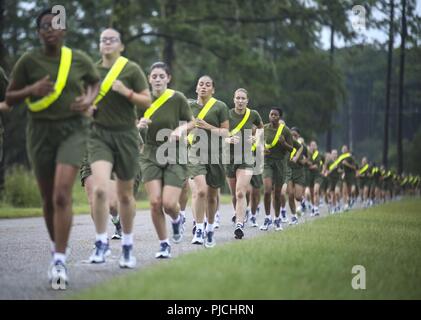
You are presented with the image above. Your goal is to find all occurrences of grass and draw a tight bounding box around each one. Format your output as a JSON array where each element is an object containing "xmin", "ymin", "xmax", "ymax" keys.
[
  {"xmin": 76, "ymin": 198, "xmax": 421, "ymax": 300},
  {"xmin": 0, "ymin": 184, "xmax": 233, "ymax": 219}
]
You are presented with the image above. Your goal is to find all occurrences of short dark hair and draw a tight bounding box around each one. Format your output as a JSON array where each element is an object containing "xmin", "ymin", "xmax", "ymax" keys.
[
  {"xmin": 198, "ymin": 75, "xmax": 215, "ymax": 88},
  {"xmin": 291, "ymin": 127, "xmax": 300, "ymax": 134},
  {"xmin": 149, "ymin": 61, "xmax": 171, "ymax": 75},
  {"xmin": 36, "ymin": 8, "xmax": 57, "ymax": 29},
  {"xmin": 270, "ymin": 107, "xmax": 283, "ymax": 117}
]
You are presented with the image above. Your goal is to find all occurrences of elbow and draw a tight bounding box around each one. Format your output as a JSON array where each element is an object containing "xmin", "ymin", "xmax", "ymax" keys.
[{"xmin": 5, "ymin": 92, "xmax": 15, "ymax": 106}]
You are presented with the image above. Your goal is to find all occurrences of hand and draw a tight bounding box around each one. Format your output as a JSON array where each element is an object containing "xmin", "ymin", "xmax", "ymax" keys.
[
  {"xmin": 292, "ymin": 156, "xmax": 298, "ymax": 163},
  {"xmin": 170, "ymin": 127, "xmax": 184, "ymax": 142},
  {"xmin": 70, "ymin": 94, "xmax": 91, "ymax": 112},
  {"xmin": 0, "ymin": 101, "xmax": 11, "ymax": 112},
  {"xmin": 137, "ymin": 117, "xmax": 152, "ymax": 129},
  {"xmin": 112, "ymin": 80, "xmax": 129, "ymax": 96},
  {"xmin": 82, "ymin": 105, "xmax": 96, "ymax": 117},
  {"xmin": 195, "ymin": 119, "xmax": 212, "ymax": 130},
  {"xmin": 224, "ymin": 136, "xmax": 240, "ymax": 144},
  {"xmin": 248, "ymin": 135, "xmax": 257, "ymax": 144},
  {"xmin": 30, "ymin": 75, "xmax": 55, "ymax": 97}
]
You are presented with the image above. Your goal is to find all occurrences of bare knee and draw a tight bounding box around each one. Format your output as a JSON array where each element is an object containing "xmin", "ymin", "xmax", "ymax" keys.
[
  {"xmin": 163, "ymin": 200, "xmax": 177, "ymax": 215},
  {"xmin": 118, "ymin": 193, "xmax": 133, "ymax": 206},
  {"xmin": 54, "ymin": 188, "xmax": 72, "ymax": 210},
  {"xmin": 93, "ymin": 186, "xmax": 107, "ymax": 202},
  {"xmin": 150, "ymin": 197, "xmax": 162, "ymax": 213},
  {"xmin": 236, "ymin": 190, "xmax": 245, "ymax": 200}
]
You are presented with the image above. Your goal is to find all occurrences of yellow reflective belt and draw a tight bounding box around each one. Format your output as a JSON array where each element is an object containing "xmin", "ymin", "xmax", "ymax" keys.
[
  {"xmin": 264, "ymin": 123, "xmax": 285, "ymax": 150},
  {"xmin": 329, "ymin": 152, "xmax": 351, "ymax": 171},
  {"xmin": 144, "ymin": 89, "xmax": 175, "ymax": 119},
  {"xmin": 26, "ymin": 46, "xmax": 72, "ymax": 112},
  {"xmin": 94, "ymin": 56, "xmax": 129, "ymax": 106},
  {"xmin": 188, "ymin": 97, "xmax": 217, "ymax": 145},
  {"xmin": 359, "ymin": 164, "xmax": 369, "ymax": 175},
  {"xmin": 290, "ymin": 147, "xmax": 297, "ymax": 160},
  {"xmin": 312, "ymin": 150, "xmax": 319, "ymax": 161},
  {"xmin": 230, "ymin": 108, "xmax": 251, "ymax": 136}
]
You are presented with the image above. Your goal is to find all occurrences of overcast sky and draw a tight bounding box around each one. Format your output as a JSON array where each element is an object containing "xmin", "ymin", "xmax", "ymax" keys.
[{"xmin": 319, "ymin": 1, "xmax": 421, "ymax": 49}]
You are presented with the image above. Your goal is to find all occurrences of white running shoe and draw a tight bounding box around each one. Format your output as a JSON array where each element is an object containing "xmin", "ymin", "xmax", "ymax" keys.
[
  {"xmin": 191, "ymin": 228, "xmax": 204, "ymax": 245},
  {"xmin": 50, "ymin": 261, "xmax": 68, "ymax": 290},
  {"xmin": 89, "ymin": 241, "xmax": 111, "ymax": 264},
  {"xmin": 155, "ymin": 242, "xmax": 171, "ymax": 259},
  {"xmin": 260, "ymin": 217, "xmax": 272, "ymax": 231},
  {"xmin": 289, "ymin": 216, "xmax": 299, "ymax": 225},
  {"xmin": 119, "ymin": 245, "xmax": 136, "ymax": 269},
  {"xmin": 274, "ymin": 218, "xmax": 283, "ymax": 231}
]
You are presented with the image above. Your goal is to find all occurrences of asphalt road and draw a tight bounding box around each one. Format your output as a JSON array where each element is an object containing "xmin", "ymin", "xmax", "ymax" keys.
[{"xmin": 0, "ymin": 202, "xmax": 333, "ymax": 300}]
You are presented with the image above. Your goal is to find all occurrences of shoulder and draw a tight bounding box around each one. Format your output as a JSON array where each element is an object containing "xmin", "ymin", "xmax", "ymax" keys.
[
  {"xmin": 215, "ymin": 99, "xmax": 228, "ymax": 109},
  {"xmin": 72, "ymin": 49, "xmax": 95, "ymax": 64},
  {"xmin": 250, "ymin": 109, "xmax": 261, "ymax": 118},
  {"xmin": 172, "ymin": 90, "xmax": 189, "ymax": 104},
  {"xmin": 264, "ymin": 123, "xmax": 270, "ymax": 129}
]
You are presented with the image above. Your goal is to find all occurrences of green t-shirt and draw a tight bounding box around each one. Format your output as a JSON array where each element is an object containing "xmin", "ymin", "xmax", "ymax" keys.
[
  {"xmin": 288, "ymin": 139, "xmax": 305, "ymax": 169},
  {"xmin": 308, "ymin": 149, "xmax": 324, "ymax": 173},
  {"xmin": 263, "ymin": 123, "xmax": 292, "ymax": 160},
  {"xmin": 94, "ymin": 59, "xmax": 148, "ymax": 129},
  {"xmin": 228, "ymin": 108, "xmax": 262, "ymax": 158},
  {"xmin": 327, "ymin": 159, "xmax": 341, "ymax": 179},
  {"xmin": 189, "ymin": 98, "xmax": 229, "ymax": 155},
  {"xmin": 10, "ymin": 48, "xmax": 100, "ymax": 120},
  {"xmin": 342, "ymin": 153, "xmax": 356, "ymax": 176},
  {"xmin": 144, "ymin": 90, "xmax": 192, "ymax": 146}
]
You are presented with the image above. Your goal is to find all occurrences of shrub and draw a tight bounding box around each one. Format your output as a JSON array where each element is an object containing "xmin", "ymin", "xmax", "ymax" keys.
[{"xmin": 3, "ymin": 166, "xmax": 41, "ymax": 207}]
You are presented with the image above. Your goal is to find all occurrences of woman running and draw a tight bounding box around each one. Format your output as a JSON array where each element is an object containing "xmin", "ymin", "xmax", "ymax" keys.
[
  {"xmin": 225, "ymin": 88, "xmax": 263, "ymax": 239},
  {"xmin": 87, "ymin": 28, "xmax": 151, "ymax": 268},
  {"xmin": 6, "ymin": 8, "xmax": 100, "ymax": 288},
  {"xmin": 140, "ymin": 62, "xmax": 194, "ymax": 258},
  {"xmin": 188, "ymin": 75, "xmax": 229, "ymax": 247}
]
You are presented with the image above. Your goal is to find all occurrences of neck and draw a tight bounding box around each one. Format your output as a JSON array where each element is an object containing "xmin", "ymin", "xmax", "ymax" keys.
[
  {"xmin": 153, "ymin": 87, "xmax": 167, "ymax": 98},
  {"xmin": 198, "ymin": 95, "xmax": 212, "ymax": 106},
  {"xmin": 44, "ymin": 44, "xmax": 61, "ymax": 57},
  {"xmin": 270, "ymin": 121, "xmax": 279, "ymax": 128},
  {"xmin": 234, "ymin": 107, "xmax": 246, "ymax": 115},
  {"xmin": 102, "ymin": 53, "xmax": 120, "ymax": 68}
]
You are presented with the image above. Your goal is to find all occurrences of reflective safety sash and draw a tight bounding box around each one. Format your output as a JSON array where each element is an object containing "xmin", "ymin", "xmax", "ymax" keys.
[
  {"xmin": 265, "ymin": 123, "xmax": 285, "ymax": 150},
  {"xmin": 290, "ymin": 147, "xmax": 297, "ymax": 160},
  {"xmin": 94, "ymin": 56, "xmax": 129, "ymax": 105},
  {"xmin": 358, "ymin": 164, "xmax": 369, "ymax": 175},
  {"xmin": 230, "ymin": 108, "xmax": 251, "ymax": 136},
  {"xmin": 26, "ymin": 46, "xmax": 72, "ymax": 112},
  {"xmin": 312, "ymin": 150, "xmax": 319, "ymax": 161},
  {"xmin": 329, "ymin": 152, "xmax": 351, "ymax": 171},
  {"xmin": 187, "ymin": 97, "xmax": 217, "ymax": 145},
  {"xmin": 144, "ymin": 89, "xmax": 175, "ymax": 119}
]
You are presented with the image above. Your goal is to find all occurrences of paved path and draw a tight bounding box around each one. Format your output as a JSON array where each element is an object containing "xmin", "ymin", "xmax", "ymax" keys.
[{"xmin": 0, "ymin": 203, "xmax": 334, "ymax": 299}]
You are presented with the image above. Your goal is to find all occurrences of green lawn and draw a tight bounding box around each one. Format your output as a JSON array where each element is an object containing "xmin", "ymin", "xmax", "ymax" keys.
[{"xmin": 76, "ymin": 198, "xmax": 421, "ymax": 300}]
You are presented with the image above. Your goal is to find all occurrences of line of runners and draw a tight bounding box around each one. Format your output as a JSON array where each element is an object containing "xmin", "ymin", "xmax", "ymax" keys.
[{"xmin": 2, "ymin": 9, "xmax": 420, "ymax": 290}]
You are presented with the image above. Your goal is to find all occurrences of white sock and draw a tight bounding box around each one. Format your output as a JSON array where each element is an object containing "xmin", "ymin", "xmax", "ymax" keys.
[
  {"xmin": 50, "ymin": 241, "xmax": 55, "ymax": 253},
  {"xmin": 171, "ymin": 214, "xmax": 181, "ymax": 224},
  {"xmin": 215, "ymin": 210, "xmax": 220, "ymax": 217},
  {"xmin": 96, "ymin": 233, "xmax": 108, "ymax": 244},
  {"xmin": 314, "ymin": 206, "xmax": 319, "ymax": 212},
  {"xmin": 292, "ymin": 214, "xmax": 298, "ymax": 219},
  {"xmin": 265, "ymin": 214, "xmax": 271, "ymax": 219},
  {"xmin": 180, "ymin": 210, "xmax": 185, "ymax": 217},
  {"xmin": 160, "ymin": 239, "xmax": 170, "ymax": 245},
  {"xmin": 196, "ymin": 223, "xmax": 204, "ymax": 231},
  {"xmin": 122, "ymin": 233, "xmax": 133, "ymax": 246},
  {"xmin": 54, "ymin": 253, "xmax": 66, "ymax": 264},
  {"xmin": 206, "ymin": 223, "xmax": 214, "ymax": 233},
  {"xmin": 251, "ymin": 213, "xmax": 257, "ymax": 218}
]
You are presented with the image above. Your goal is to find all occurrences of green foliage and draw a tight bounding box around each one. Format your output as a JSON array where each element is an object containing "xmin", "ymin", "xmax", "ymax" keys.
[{"xmin": 3, "ymin": 166, "xmax": 41, "ymax": 207}]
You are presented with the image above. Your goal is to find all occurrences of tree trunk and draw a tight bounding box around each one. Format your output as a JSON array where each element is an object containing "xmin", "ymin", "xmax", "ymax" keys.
[
  {"xmin": 397, "ymin": 0, "xmax": 407, "ymax": 174},
  {"xmin": 162, "ymin": 0, "xmax": 177, "ymax": 78},
  {"xmin": 383, "ymin": 0, "xmax": 394, "ymax": 167},
  {"xmin": 0, "ymin": 0, "xmax": 5, "ymax": 69},
  {"xmin": 326, "ymin": 24, "xmax": 335, "ymax": 151}
]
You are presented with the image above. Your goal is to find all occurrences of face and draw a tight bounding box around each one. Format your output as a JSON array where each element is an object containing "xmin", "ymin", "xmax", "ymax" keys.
[
  {"xmin": 292, "ymin": 130, "xmax": 300, "ymax": 140},
  {"xmin": 149, "ymin": 67, "xmax": 171, "ymax": 92},
  {"xmin": 331, "ymin": 150, "xmax": 338, "ymax": 159},
  {"xmin": 310, "ymin": 141, "xmax": 317, "ymax": 152},
  {"xmin": 269, "ymin": 109, "xmax": 280, "ymax": 123},
  {"xmin": 234, "ymin": 90, "xmax": 248, "ymax": 111},
  {"xmin": 342, "ymin": 145, "xmax": 348, "ymax": 153},
  {"xmin": 100, "ymin": 29, "xmax": 123, "ymax": 56},
  {"xmin": 362, "ymin": 157, "xmax": 367, "ymax": 165},
  {"xmin": 196, "ymin": 76, "xmax": 214, "ymax": 99},
  {"xmin": 38, "ymin": 14, "xmax": 65, "ymax": 47}
]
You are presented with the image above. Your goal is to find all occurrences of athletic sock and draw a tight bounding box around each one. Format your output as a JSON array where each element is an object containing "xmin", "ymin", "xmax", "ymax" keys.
[
  {"xmin": 171, "ymin": 214, "xmax": 181, "ymax": 224},
  {"xmin": 53, "ymin": 252, "xmax": 66, "ymax": 264},
  {"xmin": 122, "ymin": 233, "xmax": 133, "ymax": 246},
  {"xmin": 96, "ymin": 233, "xmax": 108, "ymax": 244},
  {"xmin": 206, "ymin": 223, "xmax": 215, "ymax": 233},
  {"xmin": 196, "ymin": 223, "xmax": 204, "ymax": 231},
  {"xmin": 160, "ymin": 239, "xmax": 170, "ymax": 245}
]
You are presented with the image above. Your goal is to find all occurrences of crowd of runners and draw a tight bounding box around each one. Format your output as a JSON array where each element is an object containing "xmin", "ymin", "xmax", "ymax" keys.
[{"xmin": 1, "ymin": 9, "xmax": 420, "ymax": 290}]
